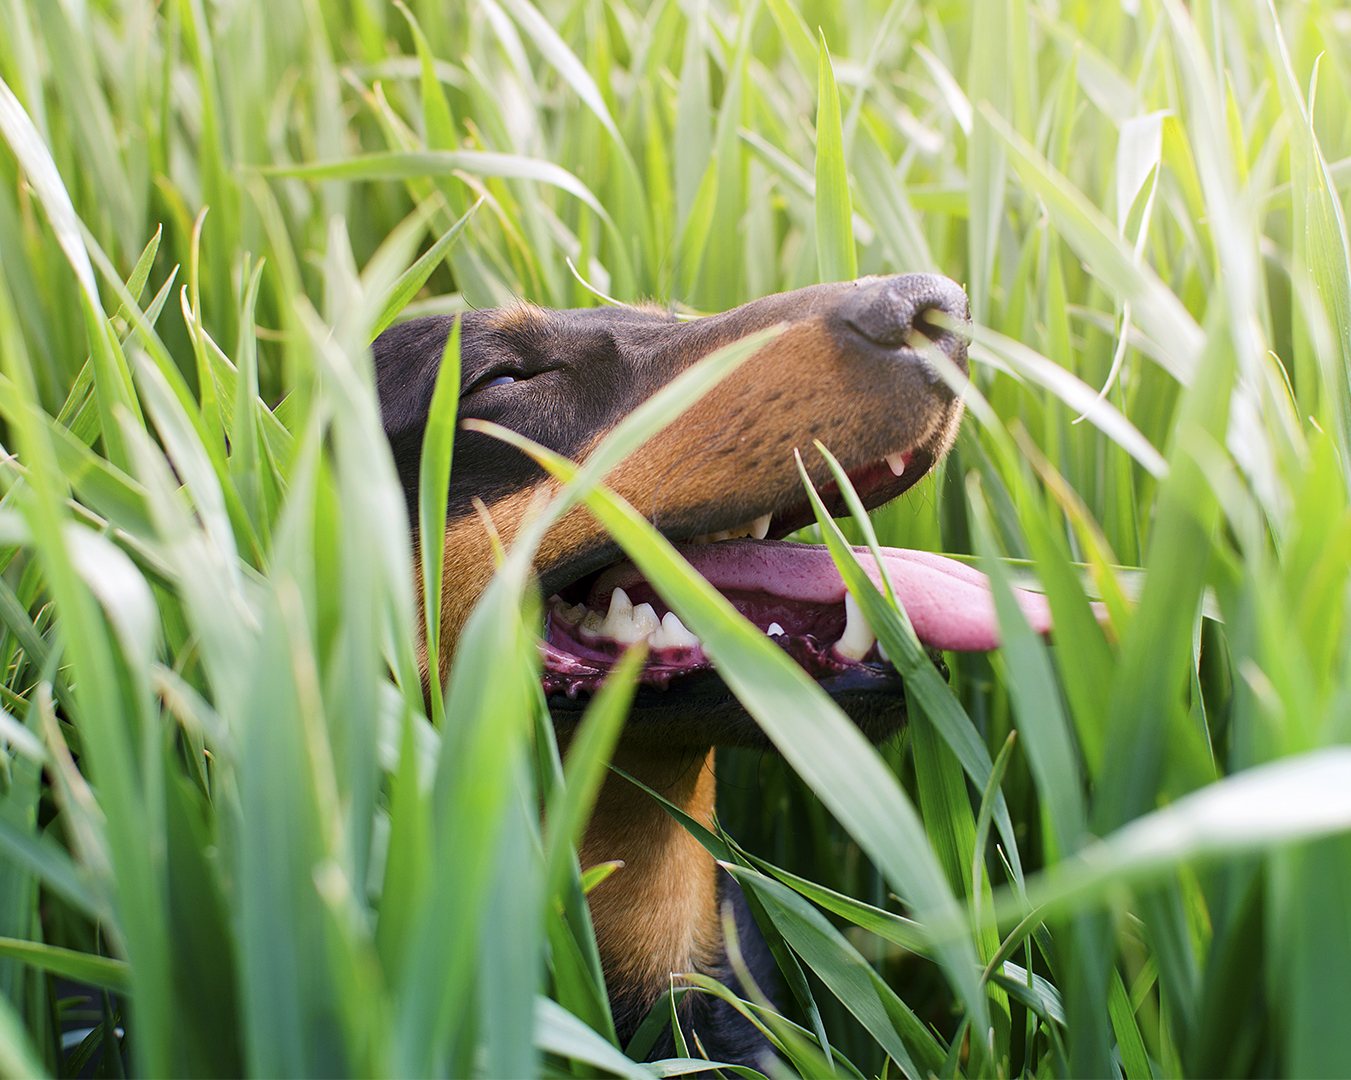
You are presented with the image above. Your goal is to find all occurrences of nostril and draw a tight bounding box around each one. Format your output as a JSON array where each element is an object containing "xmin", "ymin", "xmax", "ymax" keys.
[{"xmin": 838, "ymin": 274, "xmax": 971, "ymax": 367}]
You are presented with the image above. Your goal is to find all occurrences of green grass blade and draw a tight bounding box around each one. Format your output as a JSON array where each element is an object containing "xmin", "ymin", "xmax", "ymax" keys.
[
  {"xmin": 814, "ymin": 30, "xmax": 855, "ymax": 284},
  {"xmin": 417, "ymin": 316, "xmax": 461, "ymax": 729}
]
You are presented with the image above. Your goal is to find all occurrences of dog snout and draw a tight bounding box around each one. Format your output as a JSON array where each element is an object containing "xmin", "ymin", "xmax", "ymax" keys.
[{"xmin": 838, "ymin": 274, "xmax": 971, "ymax": 382}]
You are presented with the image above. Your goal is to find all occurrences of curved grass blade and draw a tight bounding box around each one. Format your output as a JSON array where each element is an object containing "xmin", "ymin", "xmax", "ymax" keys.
[{"xmin": 371, "ymin": 200, "xmax": 481, "ymax": 340}]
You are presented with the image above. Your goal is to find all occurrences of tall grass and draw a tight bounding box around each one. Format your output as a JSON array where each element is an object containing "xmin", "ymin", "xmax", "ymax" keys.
[{"xmin": 0, "ymin": 0, "xmax": 1349, "ymax": 1075}]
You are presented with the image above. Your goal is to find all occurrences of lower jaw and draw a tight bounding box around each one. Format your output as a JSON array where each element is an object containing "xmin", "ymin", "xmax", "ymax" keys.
[{"xmin": 544, "ymin": 664, "xmax": 911, "ymax": 750}]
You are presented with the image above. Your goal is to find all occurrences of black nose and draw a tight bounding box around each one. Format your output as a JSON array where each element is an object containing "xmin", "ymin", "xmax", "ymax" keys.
[{"xmin": 837, "ymin": 273, "xmax": 971, "ymax": 378}]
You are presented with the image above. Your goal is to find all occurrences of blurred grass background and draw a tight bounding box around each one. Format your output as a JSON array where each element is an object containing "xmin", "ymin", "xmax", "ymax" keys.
[{"xmin": 1, "ymin": 0, "xmax": 1351, "ymax": 1076}]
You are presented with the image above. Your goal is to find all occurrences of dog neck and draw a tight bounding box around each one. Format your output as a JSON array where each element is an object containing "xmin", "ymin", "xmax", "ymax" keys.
[{"xmin": 574, "ymin": 744, "xmax": 722, "ymax": 1031}]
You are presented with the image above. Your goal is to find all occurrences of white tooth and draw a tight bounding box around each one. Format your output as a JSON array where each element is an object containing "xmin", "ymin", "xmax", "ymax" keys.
[
  {"xmin": 767, "ymin": 622, "xmax": 785, "ymax": 637},
  {"xmin": 607, "ymin": 587, "xmax": 633, "ymax": 620},
  {"xmin": 580, "ymin": 609, "xmax": 605, "ymax": 636},
  {"xmin": 652, "ymin": 610, "xmax": 699, "ymax": 649},
  {"xmin": 750, "ymin": 513, "xmax": 772, "ymax": 539},
  {"xmin": 601, "ymin": 588, "xmax": 640, "ymax": 642},
  {"xmin": 630, "ymin": 602, "xmax": 660, "ymax": 640},
  {"xmin": 835, "ymin": 591, "xmax": 877, "ymax": 660},
  {"xmin": 877, "ymin": 639, "xmax": 889, "ymax": 663},
  {"xmin": 709, "ymin": 529, "xmax": 731, "ymax": 542},
  {"xmin": 885, "ymin": 451, "xmax": 907, "ymax": 477}
]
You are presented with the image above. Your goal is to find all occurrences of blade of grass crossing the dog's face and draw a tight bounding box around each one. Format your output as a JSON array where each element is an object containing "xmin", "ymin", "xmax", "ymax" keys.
[
  {"xmin": 461, "ymin": 327, "xmax": 781, "ymax": 562},
  {"xmin": 485, "ymin": 430, "xmax": 993, "ymax": 1069},
  {"xmin": 814, "ymin": 30, "xmax": 856, "ymax": 285},
  {"xmin": 418, "ymin": 317, "xmax": 461, "ymax": 729},
  {"xmin": 803, "ymin": 443, "xmax": 1025, "ymax": 889}
]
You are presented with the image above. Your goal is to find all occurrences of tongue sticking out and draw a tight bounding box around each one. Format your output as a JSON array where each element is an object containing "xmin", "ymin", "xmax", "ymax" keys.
[{"xmin": 589, "ymin": 539, "xmax": 1053, "ymax": 653}]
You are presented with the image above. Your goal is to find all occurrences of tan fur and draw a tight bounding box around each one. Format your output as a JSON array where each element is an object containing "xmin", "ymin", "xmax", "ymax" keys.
[{"xmin": 573, "ymin": 746, "xmax": 721, "ymax": 994}]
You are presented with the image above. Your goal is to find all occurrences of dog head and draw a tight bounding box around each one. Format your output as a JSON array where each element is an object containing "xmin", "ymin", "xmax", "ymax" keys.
[{"xmin": 375, "ymin": 274, "xmax": 972, "ymax": 744}]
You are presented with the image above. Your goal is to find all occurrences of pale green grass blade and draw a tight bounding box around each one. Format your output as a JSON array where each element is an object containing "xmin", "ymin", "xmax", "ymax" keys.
[
  {"xmin": 1094, "ymin": 318, "xmax": 1232, "ymax": 833},
  {"xmin": 765, "ymin": 0, "xmax": 818, "ymax": 84},
  {"xmin": 975, "ymin": 748, "xmax": 1351, "ymax": 928},
  {"xmin": 674, "ymin": 1, "xmax": 712, "ymax": 233},
  {"xmin": 371, "ymin": 200, "xmax": 479, "ymax": 340},
  {"xmin": 543, "ymin": 645, "xmax": 645, "ymax": 902},
  {"xmin": 969, "ymin": 327, "xmax": 1168, "ymax": 478},
  {"xmin": 1107, "ymin": 967, "xmax": 1151, "ymax": 1080},
  {"xmin": 417, "ymin": 317, "xmax": 460, "ymax": 729},
  {"xmin": 965, "ymin": 0, "xmax": 1008, "ymax": 323},
  {"xmin": 1, "ymin": 261, "xmax": 173, "ymax": 1079},
  {"xmin": 533, "ymin": 997, "xmax": 653, "ymax": 1079},
  {"xmin": 814, "ymin": 31, "xmax": 855, "ymax": 284},
  {"xmin": 984, "ymin": 105, "xmax": 1204, "ymax": 385},
  {"xmin": 0, "ymin": 990, "xmax": 46, "ymax": 1080},
  {"xmin": 1265, "ymin": 5, "xmax": 1351, "ymax": 497}
]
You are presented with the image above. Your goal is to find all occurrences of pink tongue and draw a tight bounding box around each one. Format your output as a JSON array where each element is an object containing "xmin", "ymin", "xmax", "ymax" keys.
[{"xmin": 588, "ymin": 540, "xmax": 1055, "ymax": 653}]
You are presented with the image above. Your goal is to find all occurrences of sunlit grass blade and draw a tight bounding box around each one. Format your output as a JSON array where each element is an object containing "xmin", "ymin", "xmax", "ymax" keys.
[
  {"xmin": 983, "ymin": 104, "xmax": 1203, "ymax": 385},
  {"xmin": 814, "ymin": 30, "xmax": 855, "ymax": 284},
  {"xmin": 371, "ymin": 200, "xmax": 480, "ymax": 340}
]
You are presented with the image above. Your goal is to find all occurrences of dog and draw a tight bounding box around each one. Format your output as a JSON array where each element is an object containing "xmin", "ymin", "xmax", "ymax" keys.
[{"xmin": 375, "ymin": 274, "xmax": 1018, "ymax": 1067}]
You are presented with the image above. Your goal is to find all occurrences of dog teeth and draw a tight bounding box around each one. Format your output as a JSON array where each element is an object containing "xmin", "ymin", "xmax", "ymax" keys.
[
  {"xmin": 550, "ymin": 598, "xmax": 587, "ymax": 625},
  {"xmin": 689, "ymin": 513, "xmax": 772, "ymax": 545},
  {"xmin": 885, "ymin": 451, "xmax": 907, "ymax": 477},
  {"xmin": 651, "ymin": 610, "xmax": 699, "ymax": 649},
  {"xmin": 767, "ymin": 622, "xmax": 785, "ymax": 637},
  {"xmin": 575, "ymin": 589, "xmax": 702, "ymax": 650},
  {"xmin": 835, "ymin": 591, "xmax": 877, "ymax": 661}
]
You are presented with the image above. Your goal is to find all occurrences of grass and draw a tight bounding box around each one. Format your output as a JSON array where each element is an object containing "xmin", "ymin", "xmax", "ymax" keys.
[{"xmin": 1, "ymin": 0, "xmax": 1350, "ymax": 1075}]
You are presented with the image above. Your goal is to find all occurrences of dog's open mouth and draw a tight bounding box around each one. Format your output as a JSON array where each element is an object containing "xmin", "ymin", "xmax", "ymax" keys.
[{"xmin": 539, "ymin": 451, "xmax": 1055, "ymax": 697}]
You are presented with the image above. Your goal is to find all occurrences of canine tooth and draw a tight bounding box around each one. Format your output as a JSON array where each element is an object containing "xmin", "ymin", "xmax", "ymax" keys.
[
  {"xmin": 608, "ymin": 588, "xmax": 633, "ymax": 620},
  {"xmin": 652, "ymin": 610, "xmax": 699, "ymax": 649},
  {"xmin": 767, "ymin": 622, "xmax": 785, "ymax": 637},
  {"xmin": 835, "ymin": 591, "xmax": 877, "ymax": 660},
  {"xmin": 750, "ymin": 513, "xmax": 772, "ymax": 539},
  {"xmin": 885, "ymin": 451, "xmax": 907, "ymax": 477}
]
